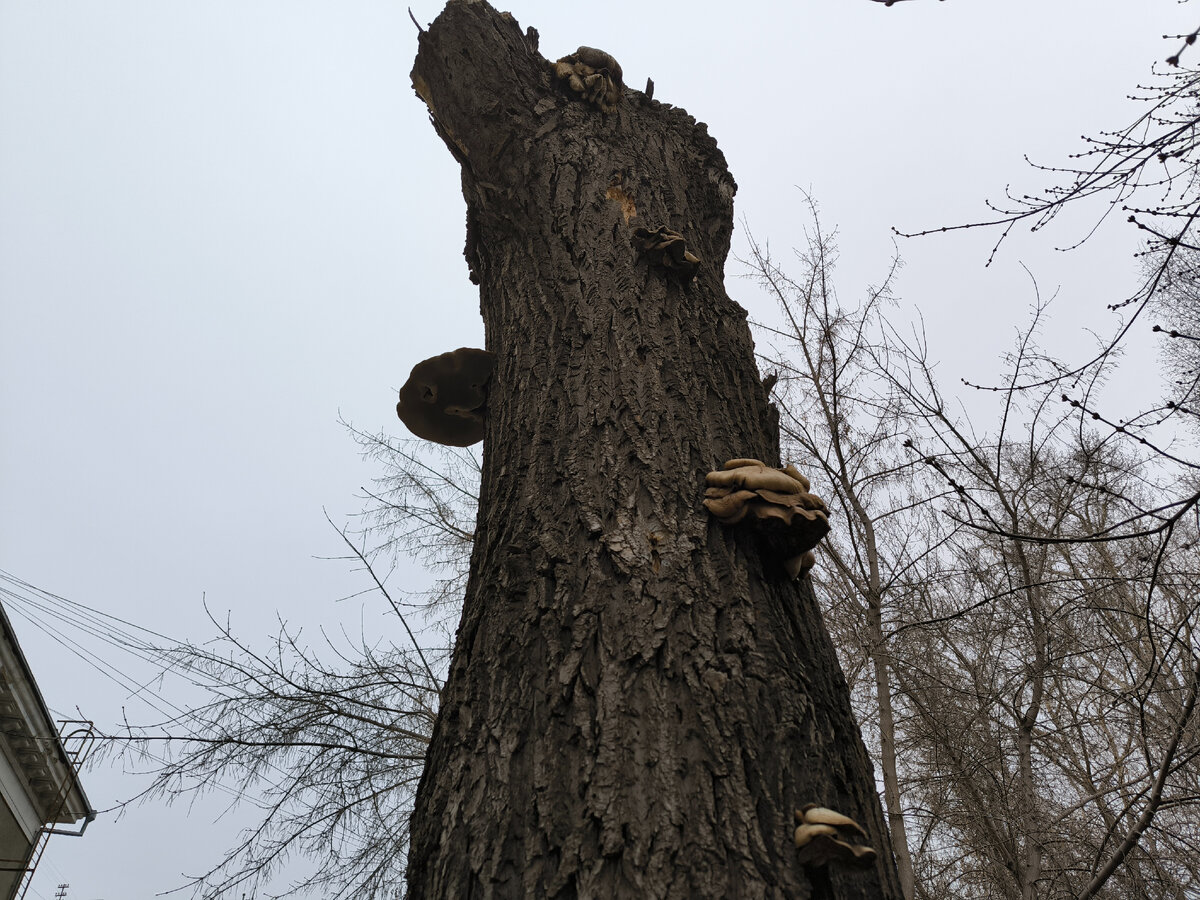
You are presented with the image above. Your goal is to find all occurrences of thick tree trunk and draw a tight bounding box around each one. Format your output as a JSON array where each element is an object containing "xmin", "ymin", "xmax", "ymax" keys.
[{"xmin": 405, "ymin": 3, "xmax": 902, "ymax": 897}]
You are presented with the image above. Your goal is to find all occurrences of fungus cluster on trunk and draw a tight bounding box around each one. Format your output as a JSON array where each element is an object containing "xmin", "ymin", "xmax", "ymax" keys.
[
  {"xmin": 703, "ymin": 458, "xmax": 830, "ymax": 578},
  {"xmin": 554, "ymin": 46, "xmax": 623, "ymax": 113},
  {"xmin": 793, "ymin": 804, "xmax": 877, "ymax": 869},
  {"xmin": 632, "ymin": 225, "xmax": 701, "ymax": 280},
  {"xmin": 395, "ymin": 347, "xmax": 495, "ymax": 446}
]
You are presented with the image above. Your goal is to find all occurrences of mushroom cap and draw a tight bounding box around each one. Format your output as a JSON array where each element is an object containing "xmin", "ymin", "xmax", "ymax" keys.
[
  {"xmin": 632, "ymin": 226, "xmax": 701, "ymax": 278},
  {"xmin": 703, "ymin": 488, "xmax": 758, "ymax": 523},
  {"xmin": 793, "ymin": 804, "xmax": 876, "ymax": 868},
  {"xmin": 723, "ymin": 458, "xmax": 765, "ymax": 470},
  {"xmin": 782, "ymin": 464, "xmax": 811, "ymax": 491},
  {"xmin": 794, "ymin": 832, "xmax": 878, "ymax": 869},
  {"xmin": 799, "ymin": 804, "xmax": 870, "ymax": 839},
  {"xmin": 396, "ymin": 347, "xmax": 496, "ymax": 447},
  {"xmin": 793, "ymin": 822, "xmax": 838, "ymax": 848},
  {"xmin": 572, "ymin": 46, "xmax": 623, "ymax": 85},
  {"xmin": 706, "ymin": 463, "xmax": 805, "ymax": 495},
  {"xmin": 555, "ymin": 48, "xmax": 623, "ymax": 113},
  {"xmin": 784, "ymin": 550, "xmax": 817, "ymax": 580},
  {"xmin": 703, "ymin": 461, "xmax": 831, "ymax": 577}
]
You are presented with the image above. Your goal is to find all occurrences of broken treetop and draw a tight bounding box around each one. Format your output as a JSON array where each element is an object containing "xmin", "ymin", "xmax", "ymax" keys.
[{"xmin": 410, "ymin": 0, "xmax": 738, "ymax": 292}]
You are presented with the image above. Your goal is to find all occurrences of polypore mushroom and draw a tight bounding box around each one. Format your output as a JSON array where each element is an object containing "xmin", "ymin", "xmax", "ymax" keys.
[
  {"xmin": 632, "ymin": 225, "xmax": 701, "ymax": 280},
  {"xmin": 793, "ymin": 805, "xmax": 877, "ymax": 868},
  {"xmin": 396, "ymin": 347, "xmax": 496, "ymax": 447},
  {"xmin": 554, "ymin": 46, "xmax": 623, "ymax": 113},
  {"xmin": 790, "ymin": 550, "xmax": 817, "ymax": 581},
  {"xmin": 799, "ymin": 804, "xmax": 869, "ymax": 839},
  {"xmin": 703, "ymin": 459, "xmax": 830, "ymax": 577}
]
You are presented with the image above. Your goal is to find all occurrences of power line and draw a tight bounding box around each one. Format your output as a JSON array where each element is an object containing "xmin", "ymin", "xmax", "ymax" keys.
[{"xmin": 0, "ymin": 569, "xmax": 405, "ymax": 864}]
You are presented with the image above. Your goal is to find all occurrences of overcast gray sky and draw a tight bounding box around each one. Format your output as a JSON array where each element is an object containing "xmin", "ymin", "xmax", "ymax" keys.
[{"xmin": 1, "ymin": 1, "xmax": 1189, "ymax": 896}]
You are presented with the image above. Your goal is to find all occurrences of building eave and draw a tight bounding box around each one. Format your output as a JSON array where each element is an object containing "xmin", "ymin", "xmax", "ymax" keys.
[{"xmin": 0, "ymin": 603, "xmax": 93, "ymax": 827}]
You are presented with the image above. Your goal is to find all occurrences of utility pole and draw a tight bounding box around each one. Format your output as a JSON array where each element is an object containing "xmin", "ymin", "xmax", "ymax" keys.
[{"xmin": 53, "ymin": 885, "xmax": 68, "ymax": 900}]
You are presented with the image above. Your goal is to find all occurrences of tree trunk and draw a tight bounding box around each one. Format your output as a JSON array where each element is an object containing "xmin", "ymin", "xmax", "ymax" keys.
[
  {"xmin": 867, "ymin": 594, "xmax": 916, "ymax": 900},
  {"xmin": 405, "ymin": 3, "xmax": 902, "ymax": 897}
]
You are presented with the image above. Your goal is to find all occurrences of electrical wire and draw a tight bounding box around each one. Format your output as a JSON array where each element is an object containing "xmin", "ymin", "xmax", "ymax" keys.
[{"xmin": 0, "ymin": 569, "xmax": 409, "ymax": 866}]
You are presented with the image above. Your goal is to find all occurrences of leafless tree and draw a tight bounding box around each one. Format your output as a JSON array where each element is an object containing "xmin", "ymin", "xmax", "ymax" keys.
[
  {"xmin": 742, "ymin": 203, "xmax": 953, "ymax": 900},
  {"xmin": 888, "ymin": 428, "xmax": 1200, "ymax": 900},
  {"xmin": 1147, "ymin": 247, "xmax": 1200, "ymax": 439},
  {"xmin": 889, "ymin": 4, "xmax": 1200, "ymax": 545},
  {"xmin": 745, "ymin": 202, "xmax": 1200, "ymax": 899},
  {"xmin": 851, "ymin": 13, "xmax": 1200, "ymax": 892},
  {"xmin": 102, "ymin": 525, "xmax": 443, "ymax": 900},
  {"xmin": 91, "ymin": 424, "xmax": 476, "ymax": 900},
  {"xmin": 343, "ymin": 418, "xmax": 480, "ymax": 632},
  {"xmin": 105, "ymin": 6, "xmax": 1200, "ymax": 896}
]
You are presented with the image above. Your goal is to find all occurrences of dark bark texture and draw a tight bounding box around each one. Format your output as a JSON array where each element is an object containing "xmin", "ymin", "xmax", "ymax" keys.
[{"xmin": 406, "ymin": 3, "xmax": 902, "ymax": 897}]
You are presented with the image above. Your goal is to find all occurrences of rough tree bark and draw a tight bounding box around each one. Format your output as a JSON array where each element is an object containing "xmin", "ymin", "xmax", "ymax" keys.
[{"xmin": 405, "ymin": 3, "xmax": 902, "ymax": 897}]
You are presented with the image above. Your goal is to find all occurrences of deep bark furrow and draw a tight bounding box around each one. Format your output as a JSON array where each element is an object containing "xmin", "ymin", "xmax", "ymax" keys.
[{"xmin": 406, "ymin": 3, "xmax": 902, "ymax": 897}]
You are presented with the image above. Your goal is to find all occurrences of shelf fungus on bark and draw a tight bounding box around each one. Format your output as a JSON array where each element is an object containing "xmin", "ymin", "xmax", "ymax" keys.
[
  {"xmin": 793, "ymin": 804, "xmax": 877, "ymax": 869},
  {"xmin": 396, "ymin": 347, "xmax": 496, "ymax": 447},
  {"xmin": 554, "ymin": 46, "xmax": 623, "ymax": 113},
  {"xmin": 632, "ymin": 226, "xmax": 701, "ymax": 280},
  {"xmin": 703, "ymin": 459, "xmax": 829, "ymax": 578},
  {"xmin": 794, "ymin": 550, "xmax": 817, "ymax": 580}
]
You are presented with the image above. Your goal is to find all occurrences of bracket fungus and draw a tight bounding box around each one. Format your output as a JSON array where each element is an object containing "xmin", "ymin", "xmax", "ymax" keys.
[
  {"xmin": 554, "ymin": 46, "xmax": 623, "ymax": 113},
  {"xmin": 633, "ymin": 225, "xmax": 701, "ymax": 280},
  {"xmin": 793, "ymin": 804, "xmax": 877, "ymax": 869},
  {"xmin": 396, "ymin": 347, "xmax": 496, "ymax": 447},
  {"xmin": 794, "ymin": 550, "xmax": 817, "ymax": 580},
  {"xmin": 703, "ymin": 459, "xmax": 829, "ymax": 578}
]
